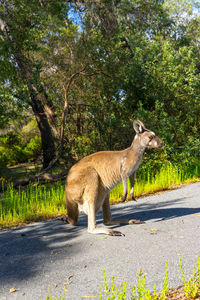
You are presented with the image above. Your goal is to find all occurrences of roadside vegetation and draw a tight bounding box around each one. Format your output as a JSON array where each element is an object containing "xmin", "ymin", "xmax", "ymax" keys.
[
  {"xmin": 98, "ymin": 256, "xmax": 200, "ymax": 300},
  {"xmin": 0, "ymin": 160, "xmax": 199, "ymax": 229},
  {"xmin": 44, "ymin": 255, "xmax": 200, "ymax": 299}
]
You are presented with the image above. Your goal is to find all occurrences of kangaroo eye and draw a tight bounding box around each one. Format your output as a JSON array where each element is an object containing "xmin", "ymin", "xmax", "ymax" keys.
[{"xmin": 149, "ymin": 135, "xmax": 154, "ymax": 140}]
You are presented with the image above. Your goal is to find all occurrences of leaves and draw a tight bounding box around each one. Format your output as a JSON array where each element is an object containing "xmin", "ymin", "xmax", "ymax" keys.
[{"xmin": 0, "ymin": 0, "xmax": 200, "ymax": 168}]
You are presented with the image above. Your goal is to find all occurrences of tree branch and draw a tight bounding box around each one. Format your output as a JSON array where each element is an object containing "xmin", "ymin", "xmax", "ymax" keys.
[{"xmin": 0, "ymin": 169, "xmax": 69, "ymax": 192}]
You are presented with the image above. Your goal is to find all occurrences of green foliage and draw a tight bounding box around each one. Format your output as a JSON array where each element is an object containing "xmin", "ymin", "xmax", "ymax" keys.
[
  {"xmin": 42, "ymin": 255, "xmax": 200, "ymax": 300},
  {"xmin": 23, "ymin": 136, "xmax": 42, "ymax": 158},
  {"xmin": 99, "ymin": 267, "xmax": 154, "ymax": 299},
  {"xmin": 0, "ymin": 0, "xmax": 200, "ymax": 172},
  {"xmin": 160, "ymin": 263, "xmax": 168, "ymax": 300},
  {"xmin": 0, "ymin": 122, "xmax": 41, "ymax": 166},
  {"xmin": 99, "ymin": 256, "xmax": 200, "ymax": 299},
  {"xmin": 44, "ymin": 288, "xmax": 66, "ymax": 300},
  {"xmin": 1, "ymin": 159, "xmax": 199, "ymax": 228},
  {"xmin": 179, "ymin": 256, "xmax": 200, "ymax": 299},
  {"xmin": 0, "ymin": 181, "xmax": 65, "ymax": 228},
  {"xmin": 72, "ymin": 135, "xmax": 97, "ymax": 158}
]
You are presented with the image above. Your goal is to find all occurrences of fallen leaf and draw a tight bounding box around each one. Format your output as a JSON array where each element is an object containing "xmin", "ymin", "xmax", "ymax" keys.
[
  {"xmin": 9, "ymin": 288, "xmax": 17, "ymax": 293},
  {"xmin": 51, "ymin": 283, "xmax": 58, "ymax": 287},
  {"xmin": 150, "ymin": 228, "xmax": 157, "ymax": 232},
  {"xmin": 194, "ymin": 213, "xmax": 200, "ymax": 217},
  {"xmin": 61, "ymin": 275, "xmax": 73, "ymax": 285}
]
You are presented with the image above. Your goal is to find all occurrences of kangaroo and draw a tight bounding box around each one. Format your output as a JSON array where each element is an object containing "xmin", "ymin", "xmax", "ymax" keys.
[
  {"xmin": 65, "ymin": 120, "xmax": 163, "ymax": 236},
  {"xmin": 121, "ymin": 124, "xmax": 163, "ymax": 203}
]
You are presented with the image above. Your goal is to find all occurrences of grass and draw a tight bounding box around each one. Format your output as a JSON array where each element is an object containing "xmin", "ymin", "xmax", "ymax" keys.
[
  {"xmin": 110, "ymin": 162, "xmax": 200, "ymax": 203},
  {"xmin": 44, "ymin": 256, "xmax": 200, "ymax": 299},
  {"xmin": 98, "ymin": 255, "xmax": 200, "ymax": 299},
  {"xmin": 45, "ymin": 289, "xmax": 66, "ymax": 300},
  {"xmin": 0, "ymin": 162, "xmax": 199, "ymax": 228},
  {"xmin": 179, "ymin": 256, "xmax": 200, "ymax": 299},
  {"xmin": 0, "ymin": 181, "xmax": 66, "ymax": 228}
]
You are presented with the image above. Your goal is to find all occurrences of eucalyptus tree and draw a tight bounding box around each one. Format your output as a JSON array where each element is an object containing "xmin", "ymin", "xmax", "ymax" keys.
[
  {"xmin": 0, "ymin": 0, "xmax": 72, "ymax": 168},
  {"xmin": 65, "ymin": 0, "xmax": 171, "ymax": 152},
  {"xmin": 2, "ymin": 0, "xmax": 198, "ymax": 171}
]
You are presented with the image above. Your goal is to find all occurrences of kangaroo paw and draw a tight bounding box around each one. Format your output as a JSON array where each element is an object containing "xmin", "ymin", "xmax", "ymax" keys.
[
  {"xmin": 108, "ymin": 229, "xmax": 125, "ymax": 236},
  {"xmin": 128, "ymin": 219, "xmax": 144, "ymax": 224}
]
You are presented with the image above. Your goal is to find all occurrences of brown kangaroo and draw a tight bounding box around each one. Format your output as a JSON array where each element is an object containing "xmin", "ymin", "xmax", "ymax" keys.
[{"xmin": 65, "ymin": 120, "xmax": 163, "ymax": 236}]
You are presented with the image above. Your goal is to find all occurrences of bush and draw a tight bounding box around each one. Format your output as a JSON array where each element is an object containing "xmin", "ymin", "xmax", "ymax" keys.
[{"xmin": 0, "ymin": 129, "xmax": 41, "ymax": 166}]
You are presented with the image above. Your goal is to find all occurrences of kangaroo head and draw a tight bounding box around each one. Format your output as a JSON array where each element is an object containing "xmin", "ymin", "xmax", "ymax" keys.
[{"xmin": 133, "ymin": 120, "xmax": 163, "ymax": 149}]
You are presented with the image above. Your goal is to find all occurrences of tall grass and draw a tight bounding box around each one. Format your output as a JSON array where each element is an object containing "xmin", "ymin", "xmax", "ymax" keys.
[
  {"xmin": 110, "ymin": 162, "xmax": 200, "ymax": 202},
  {"xmin": 0, "ymin": 162, "xmax": 199, "ymax": 228},
  {"xmin": 0, "ymin": 181, "xmax": 65, "ymax": 228}
]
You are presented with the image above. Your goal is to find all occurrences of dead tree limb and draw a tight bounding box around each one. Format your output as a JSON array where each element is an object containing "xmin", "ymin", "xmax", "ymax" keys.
[{"xmin": 0, "ymin": 169, "xmax": 69, "ymax": 192}]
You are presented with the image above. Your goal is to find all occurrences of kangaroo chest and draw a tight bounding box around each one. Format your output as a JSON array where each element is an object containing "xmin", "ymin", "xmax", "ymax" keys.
[
  {"xmin": 101, "ymin": 153, "xmax": 143, "ymax": 191},
  {"xmin": 121, "ymin": 152, "xmax": 143, "ymax": 177}
]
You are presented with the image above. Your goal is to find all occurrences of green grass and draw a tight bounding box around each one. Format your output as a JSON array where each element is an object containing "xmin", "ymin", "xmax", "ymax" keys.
[
  {"xmin": 110, "ymin": 162, "xmax": 200, "ymax": 203},
  {"xmin": 179, "ymin": 256, "xmax": 200, "ymax": 299},
  {"xmin": 0, "ymin": 181, "xmax": 66, "ymax": 228},
  {"xmin": 45, "ymin": 289, "xmax": 66, "ymax": 300},
  {"xmin": 98, "ymin": 255, "xmax": 200, "ymax": 299},
  {"xmin": 45, "ymin": 256, "xmax": 200, "ymax": 299},
  {"xmin": 0, "ymin": 162, "xmax": 199, "ymax": 228}
]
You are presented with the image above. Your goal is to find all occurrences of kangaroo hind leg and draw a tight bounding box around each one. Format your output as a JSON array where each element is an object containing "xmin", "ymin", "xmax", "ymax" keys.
[
  {"xmin": 103, "ymin": 194, "xmax": 143, "ymax": 226},
  {"xmin": 82, "ymin": 168, "xmax": 122, "ymax": 236},
  {"xmin": 66, "ymin": 200, "xmax": 79, "ymax": 226}
]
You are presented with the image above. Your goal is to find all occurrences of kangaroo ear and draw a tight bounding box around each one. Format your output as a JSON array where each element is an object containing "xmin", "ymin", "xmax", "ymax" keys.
[{"xmin": 133, "ymin": 120, "xmax": 146, "ymax": 133}]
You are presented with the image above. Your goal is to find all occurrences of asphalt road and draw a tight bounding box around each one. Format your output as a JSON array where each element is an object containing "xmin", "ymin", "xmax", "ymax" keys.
[{"xmin": 0, "ymin": 181, "xmax": 200, "ymax": 300}]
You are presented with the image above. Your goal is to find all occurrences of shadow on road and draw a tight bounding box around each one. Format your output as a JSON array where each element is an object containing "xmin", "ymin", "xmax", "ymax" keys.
[
  {"xmin": 108, "ymin": 197, "xmax": 200, "ymax": 223},
  {"xmin": 1, "ymin": 196, "xmax": 200, "ymax": 286},
  {"xmin": 0, "ymin": 218, "xmax": 86, "ymax": 285}
]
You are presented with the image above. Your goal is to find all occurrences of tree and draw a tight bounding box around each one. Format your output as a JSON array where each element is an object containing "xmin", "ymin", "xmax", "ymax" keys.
[
  {"xmin": 0, "ymin": 0, "xmax": 71, "ymax": 168},
  {"xmin": 1, "ymin": 0, "xmax": 199, "ymax": 175}
]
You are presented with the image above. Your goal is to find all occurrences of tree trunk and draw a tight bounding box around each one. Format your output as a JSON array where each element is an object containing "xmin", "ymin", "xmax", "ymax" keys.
[
  {"xmin": 28, "ymin": 84, "xmax": 56, "ymax": 169},
  {"xmin": 0, "ymin": 16, "xmax": 56, "ymax": 169},
  {"xmin": 15, "ymin": 55, "xmax": 57, "ymax": 169}
]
